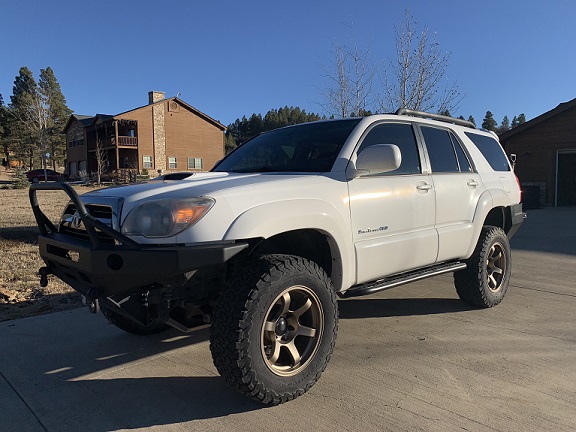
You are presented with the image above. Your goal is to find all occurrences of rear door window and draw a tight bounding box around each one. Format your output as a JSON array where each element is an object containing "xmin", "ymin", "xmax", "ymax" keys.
[
  {"xmin": 464, "ymin": 132, "xmax": 511, "ymax": 171},
  {"xmin": 420, "ymin": 126, "xmax": 459, "ymax": 173}
]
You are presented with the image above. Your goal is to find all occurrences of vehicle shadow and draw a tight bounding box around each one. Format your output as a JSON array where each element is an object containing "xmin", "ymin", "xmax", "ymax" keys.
[
  {"xmin": 1, "ymin": 315, "xmax": 265, "ymax": 430},
  {"xmin": 68, "ymin": 375, "xmax": 263, "ymax": 429},
  {"xmin": 3, "ymin": 294, "xmax": 476, "ymax": 430},
  {"xmin": 338, "ymin": 297, "xmax": 474, "ymax": 319}
]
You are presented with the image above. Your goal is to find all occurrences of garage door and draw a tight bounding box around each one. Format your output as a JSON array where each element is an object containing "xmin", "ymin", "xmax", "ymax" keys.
[{"xmin": 557, "ymin": 151, "xmax": 576, "ymax": 206}]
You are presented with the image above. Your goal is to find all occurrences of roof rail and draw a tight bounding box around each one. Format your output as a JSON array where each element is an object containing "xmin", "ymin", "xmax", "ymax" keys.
[{"xmin": 395, "ymin": 108, "xmax": 476, "ymax": 129}]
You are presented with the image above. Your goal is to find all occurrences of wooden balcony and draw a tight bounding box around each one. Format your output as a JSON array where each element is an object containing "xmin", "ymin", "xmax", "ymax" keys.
[{"xmin": 111, "ymin": 136, "xmax": 138, "ymax": 146}]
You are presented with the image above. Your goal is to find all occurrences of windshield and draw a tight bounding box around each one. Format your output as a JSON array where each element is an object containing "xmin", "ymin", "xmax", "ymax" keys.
[{"xmin": 213, "ymin": 119, "xmax": 362, "ymax": 173}]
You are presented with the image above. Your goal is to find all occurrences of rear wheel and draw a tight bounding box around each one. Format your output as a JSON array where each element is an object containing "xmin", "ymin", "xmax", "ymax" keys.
[
  {"xmin": 454, "ymin": 226, "xmax": 511, "ymax": 308},
  {"xmin": 210, "ymin": 254, "xmax": 338, "ymax": 404}
]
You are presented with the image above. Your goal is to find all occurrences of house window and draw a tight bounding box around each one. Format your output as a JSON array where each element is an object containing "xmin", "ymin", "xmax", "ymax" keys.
[
  {"xmin": 143, "ymin": 155, "xmax": 152, "ymax": 169},
  {"xmin": 188, "ymin": 157, "xmax": 203, "ymax": 170},
  {"xmin": 169, "ymin": 157, "xmax": 177, "ymax": 169}
]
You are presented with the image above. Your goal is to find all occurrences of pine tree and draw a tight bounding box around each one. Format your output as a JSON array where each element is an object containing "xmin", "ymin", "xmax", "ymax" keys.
[
  {"xmin": 38, "ymin": 67, "xmax": 72, "ymax": 169},
  {"xmin": 468, "ymin": 115, "xmax": 476, "ymax": 126},
  {"xmin": 0, "ymin": 91, "xmax": 7, "ymax": 166},
  {"xmin": 511, "ymin": 116, "xmax": 518, "ymax": 128},
  {"xmin": 228, "ymin": 107, "xmax": 323, "ymax": 146},
  {"xmin": 481, "ymin": 111, "xmax": 497, "ymax": 131},
  {"xmin": 9, "ymin": 67, "xmax": 38, "ymax": 168},
  {"xmin": 8, "ymin": 67, "xmax": 71, "ymax": 170},
  {"xmin": 517, "ymin": 113, "xmax": 526, "ymax": 124},
  {"xmin": 496, "ymin": 115, "xmax": 510, "ymax": 134},
  {"xmin": 224, "ymin": 131, "xmax": 236, "ymax": 154}
]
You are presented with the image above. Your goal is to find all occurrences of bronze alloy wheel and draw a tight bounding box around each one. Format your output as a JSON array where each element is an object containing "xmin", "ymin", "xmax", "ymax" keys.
[
  {"xmin": 210, "ymin": 254, "xmax": 338, "ymax": 404},
  {"xmin": 454, "ymin": 226, "xmax": 512, "ymax": 308},
  {"xmin": 486, "ymin": 242, "xmax": 506, "ymax": 292},
  {"xmin": 261, "ymin": 285, "xmax": 324, "ymax": 377}
]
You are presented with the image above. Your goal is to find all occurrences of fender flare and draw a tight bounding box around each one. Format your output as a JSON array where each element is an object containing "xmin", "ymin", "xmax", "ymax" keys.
[
  {"xmin": 223, "ymin": 199, "xmax": 354, "ymax": 291},
  {"xmin": 464, "ymin": 188, "xmax": 513, "ymax": 258}
]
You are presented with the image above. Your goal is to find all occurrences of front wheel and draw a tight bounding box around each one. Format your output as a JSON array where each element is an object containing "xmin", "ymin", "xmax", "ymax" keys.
[
  {"xmin": 210, "ymin": 255, "xmax": 338, "ymax": 405},
  {"xmin": 454, "ymin": 226, "xmax": 512, "ymax": 308}
]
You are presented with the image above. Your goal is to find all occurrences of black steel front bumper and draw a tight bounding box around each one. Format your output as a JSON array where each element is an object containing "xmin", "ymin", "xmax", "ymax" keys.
[{"xmin": 30, "ymin": 183, "xmax": 248, "ymax": 299}]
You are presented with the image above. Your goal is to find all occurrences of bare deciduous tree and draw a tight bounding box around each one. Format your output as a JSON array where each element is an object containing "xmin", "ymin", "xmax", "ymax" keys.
[
  {"xmin": 94, "ymin": 132, "xmax": 107, "ymax": 185},
  {"xmin": 320, "ymin": 45, "xmax": 350, "ymax": 118},
  {"xmin": 11, "ymin": 87, "xmax": 50, "ymax": 173},
  {"xmin": 320, "ymin": 32, "xmax": 374, "ymax": 118},
  {"xmin": 379, "ymin": 10, "xmax": 462, "ymax": 113}
]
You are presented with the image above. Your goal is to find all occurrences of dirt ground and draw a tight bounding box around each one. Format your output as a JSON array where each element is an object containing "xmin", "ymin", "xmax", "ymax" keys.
[{"xmin": 0, "ymin": 168, "xmax": 99, "ymax": 321}]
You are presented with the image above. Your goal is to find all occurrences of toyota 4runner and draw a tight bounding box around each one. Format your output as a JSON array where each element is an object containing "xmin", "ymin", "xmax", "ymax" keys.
[{"xmin": 29, "ymin": 109, "xmax": 524, "ymax": 404}]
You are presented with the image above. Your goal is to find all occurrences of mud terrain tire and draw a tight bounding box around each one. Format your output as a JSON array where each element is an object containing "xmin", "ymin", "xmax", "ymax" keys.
[
  {"xmin": 454, "ymin": 226, "xmax": 512, "ymax": 308},
  {"xmin": 210, "ymin": 254, "xmax": 338, "ymax": 405}
]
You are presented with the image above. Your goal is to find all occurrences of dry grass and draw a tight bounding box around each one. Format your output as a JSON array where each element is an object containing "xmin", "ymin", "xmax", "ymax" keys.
[{"xmin": 0, "ymin": 182, "xmax": 103, "ymax": 321}]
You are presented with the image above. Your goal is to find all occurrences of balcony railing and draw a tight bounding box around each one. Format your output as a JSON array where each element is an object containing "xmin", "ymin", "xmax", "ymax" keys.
[{"xmin": 111, "ymin": 136, "xmax": 138, "ymax": 146}]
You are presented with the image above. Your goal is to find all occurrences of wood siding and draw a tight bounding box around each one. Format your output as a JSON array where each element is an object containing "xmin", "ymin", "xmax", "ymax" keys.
[
  {"xmin": 502, "ymin": 107, "xmax": 576, "ymax": 206},
  {"xmin": 117, "ymin": 106, "xmax": 154, "ymax": 171},
  {"xmin": 115, "ymin": 99, "xmax": 224, "ymax": 173},
  {"xmin": 164, "ymin": 101, "xmax": 224, "ymax": 172}
]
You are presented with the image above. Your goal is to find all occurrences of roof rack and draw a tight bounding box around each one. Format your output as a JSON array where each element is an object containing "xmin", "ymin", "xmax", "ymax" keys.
[{"xmin": 395, "ymin": 108, "xmax": 476, "ymax": 129}]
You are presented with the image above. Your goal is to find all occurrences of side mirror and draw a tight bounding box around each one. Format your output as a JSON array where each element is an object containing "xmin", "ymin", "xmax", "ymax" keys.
[{"xmin": 348, "ymin": 144, "xmax": 402, "ymax": 178}]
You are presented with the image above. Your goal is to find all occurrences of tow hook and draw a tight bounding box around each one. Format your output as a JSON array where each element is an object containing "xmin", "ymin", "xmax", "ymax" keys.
[
  {"xmin": 82, "ymin": 296, "xmax": 100, "ymax": 314},
  {"xmin": 39, "ymin": 267, "xmax": 51, "ymax": 287}
]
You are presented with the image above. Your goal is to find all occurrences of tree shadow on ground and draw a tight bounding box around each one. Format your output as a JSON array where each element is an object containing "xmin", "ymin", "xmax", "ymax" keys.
[
  {"xmin": 0, "ymin": 226, "xmax": 40, "ymax": 245},
  {"xmin": 0, "ymin": 292, "xmax": 82, "ymax": 322}
]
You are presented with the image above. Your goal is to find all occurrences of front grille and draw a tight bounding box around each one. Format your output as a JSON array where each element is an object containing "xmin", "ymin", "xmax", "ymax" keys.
[{"xmin": 59, "ymin": 203, "xmax": 116, "ymax": 245}]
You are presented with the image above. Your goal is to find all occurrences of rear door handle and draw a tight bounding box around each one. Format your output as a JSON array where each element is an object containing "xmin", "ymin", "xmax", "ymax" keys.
[{"xmin": 467, "ymin": 180, "xmax": 479, "ymax": 187}]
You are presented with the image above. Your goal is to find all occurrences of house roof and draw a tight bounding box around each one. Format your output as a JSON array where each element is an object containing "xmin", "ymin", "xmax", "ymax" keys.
[
  {"xmin": 115, "ymin": 96, "xmax": 226, "ymax": 131},
  {"xmin": 62, "ymin": 94, "xmax": 226, "ymax": 134},
  {"xmin": 62, "ymin": 114, "xmax": 95, "ymax": 133},
  {"xmin": 499, "ymin": 97, "xmax": 576, "ymax": 141},
  {"xmin": 92, "ymin": 114, "xmax": 114, "ymax": 124}
]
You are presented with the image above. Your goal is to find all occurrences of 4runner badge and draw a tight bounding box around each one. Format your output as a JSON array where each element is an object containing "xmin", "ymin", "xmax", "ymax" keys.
[{"xmin": 358, "ymin": 226, "xmax": 388, "ymax": 235}]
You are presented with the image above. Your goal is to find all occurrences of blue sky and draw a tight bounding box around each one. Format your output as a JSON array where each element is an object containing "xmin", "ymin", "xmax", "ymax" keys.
[{"xmin": 2, "ymin": 0, "xmax": 576, "ymax": 127}]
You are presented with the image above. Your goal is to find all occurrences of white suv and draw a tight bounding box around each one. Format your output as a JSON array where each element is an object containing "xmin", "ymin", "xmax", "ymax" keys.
[{"xmin": 30, "ymin": 109, "xmax": 524, "ymax": 405}]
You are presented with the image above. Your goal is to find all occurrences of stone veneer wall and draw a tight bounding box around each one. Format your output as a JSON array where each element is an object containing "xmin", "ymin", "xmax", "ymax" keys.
[{"xmin": 152, "ymin": 101, "xmax": 166, "ymax": 172}]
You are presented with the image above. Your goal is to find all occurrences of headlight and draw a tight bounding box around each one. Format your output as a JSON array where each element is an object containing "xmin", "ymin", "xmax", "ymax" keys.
[{"xmin": 121, "ymin": 198, "xmax": 214, "ymax": 238}]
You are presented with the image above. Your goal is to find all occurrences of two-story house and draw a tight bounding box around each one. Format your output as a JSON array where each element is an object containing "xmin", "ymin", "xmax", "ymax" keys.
[{"xmin": 63, "ymin": 91, "xmax": 226, "ymax": 179}]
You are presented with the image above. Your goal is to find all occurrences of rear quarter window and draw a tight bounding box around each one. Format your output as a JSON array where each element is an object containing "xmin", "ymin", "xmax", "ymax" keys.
[{"xmin": 464, "ymin": 132, "xmax": 510, "ymax": 171}]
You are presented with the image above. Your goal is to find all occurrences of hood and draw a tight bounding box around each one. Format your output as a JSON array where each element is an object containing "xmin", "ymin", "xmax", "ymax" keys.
[{"xmin": 81, "ymin": 172, "xmax": 318, "ymax": 204}]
